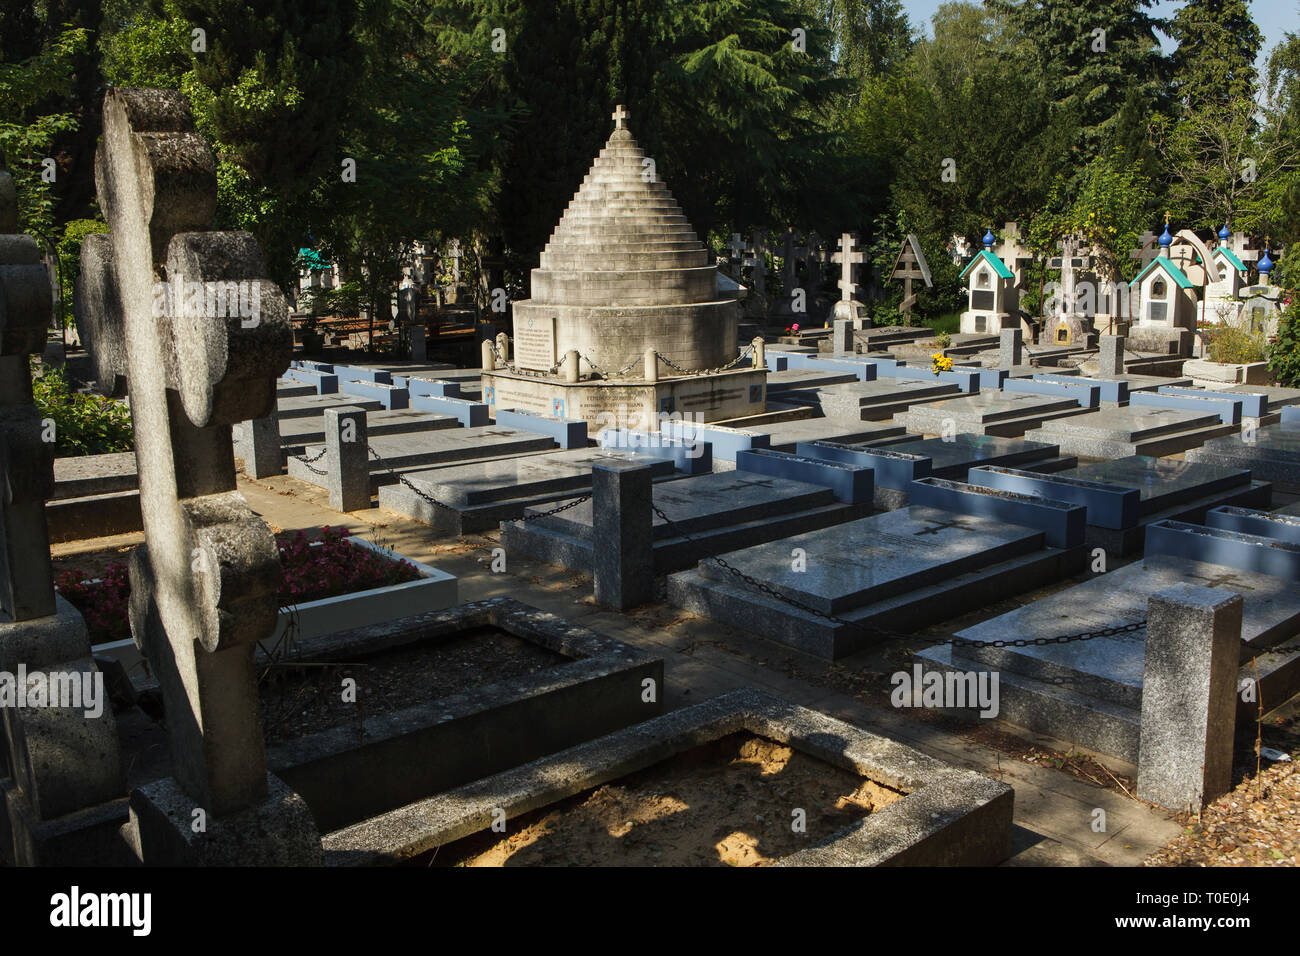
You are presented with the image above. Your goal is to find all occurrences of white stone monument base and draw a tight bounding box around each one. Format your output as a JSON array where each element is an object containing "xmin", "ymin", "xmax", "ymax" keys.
[
  {"xmin": 959, "ymin": 310, "xmax": 1026, "ymax": 337},
  {"xmin": 481, "ymin": 367, "xmax": 768, "ymax": 430}
]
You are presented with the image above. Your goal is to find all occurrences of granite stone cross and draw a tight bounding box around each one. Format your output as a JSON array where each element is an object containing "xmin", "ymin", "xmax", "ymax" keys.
[
  {"xmin": 80, "ymin": 89, "xmax": 293, "ymax": 819},
  {"xmin": 612, "ymin": 104, "xmax": 629, "ymax": 129}
]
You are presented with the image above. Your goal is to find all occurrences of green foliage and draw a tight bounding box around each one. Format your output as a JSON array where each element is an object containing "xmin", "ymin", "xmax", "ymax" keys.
[
  {"xmin": 56, "ymin": 218, "xmax": 109, "ymax": 328},
  {"xmin": 1168, "ymin": 0, "xmax": 1261, "ymax": 110},
  {"xmin": 1268, "ymin": 296, "xmax": 1300, "ymax": 387},
  {"xmin": 31, "ymin": 362, "xmax": 134, "ymax": 456},
  {"xmin": 0, "ymin": 27, "xmax": 91, "ymax": 237},
  {"xmin": 1204, "ymin": 324, "xmax": 1267, "ymax": 365}
]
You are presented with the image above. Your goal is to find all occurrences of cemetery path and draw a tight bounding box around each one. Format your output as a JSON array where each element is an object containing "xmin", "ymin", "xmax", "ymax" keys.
[{"xmin": 202, "ymin": 474, "xmax": 1192, "ymax": 865}]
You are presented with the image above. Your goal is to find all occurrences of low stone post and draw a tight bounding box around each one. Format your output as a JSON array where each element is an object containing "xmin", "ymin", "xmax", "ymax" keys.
[
  {"xmin": 1137, "ymin": 584, "xmax": 1242, "ymax": 811},
  {"xmin": 832, "ymin": 319, "xmax": 854, "ymax": 356},
  {"xmin": 410, "ymin": 325, "xmax": 426, "ymax": 362},
  {"xmin": 496, "ymin": 331, "xmax": 509, "ymax": 364},
  {"xmin": 1098, "ymin": 335, "xmax": 1125, "ymax": 377},
  {"xmin": 563, "ymin": 348, "xmax": 580, "ymax": 384},
  {"xmin": 325, "ymin": 406, "xmax": 369, "ymax": 512},
  {"xmin": 591, "ymin": 461, "xmax": 654, "ymax": 610},
  {"xmin": 481, "ymin": 338, "xmax": 495, "ymax": 371},
  {"xmin": 240, "ymin": 410, "xmax": 282, "ymax": 478},
  {"xmin": 752, "ymin": 337, "xmax": 765, "ymax": 370},
  {"xmin": 998, "ymin": 328, "xmax": 1022, "ymax": 369},
  {"xmin": 645, "ymin": 349, "xmax": 658, "ymax": 384}
]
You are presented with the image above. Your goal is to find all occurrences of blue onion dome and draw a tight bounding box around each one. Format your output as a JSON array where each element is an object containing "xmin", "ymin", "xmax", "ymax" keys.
[
  {"xmin": 1158, "ymin": 224, "xmax": 1173, "ymax": 248},
  {"xmin": 1259, "ymin": 248, "xmax": 1274, "ymax": 275},
  {"xmin": 1218, "ymin": 223, "xmax": 1231, "ymax": 241},
  {"xmin": 982, "ymin": 228, "xmax": 995, "ymax": 249}
]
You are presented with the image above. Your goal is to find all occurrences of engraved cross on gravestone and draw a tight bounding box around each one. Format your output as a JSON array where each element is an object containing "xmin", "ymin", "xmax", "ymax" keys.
[{"xmin": 79, "ymin": 89, "xmax": 318, "ymax": 863}]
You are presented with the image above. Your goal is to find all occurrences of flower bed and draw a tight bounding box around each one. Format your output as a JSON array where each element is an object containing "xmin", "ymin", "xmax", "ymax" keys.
[{"xmin": 57, "ymin": 526, "xmax": 457, "ymax": 652}]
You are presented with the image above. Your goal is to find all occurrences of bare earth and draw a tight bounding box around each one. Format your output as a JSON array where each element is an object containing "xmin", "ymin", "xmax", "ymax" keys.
[{"xmin": 431, "ymin": 733, "xmax": 904, "ymax": 867}]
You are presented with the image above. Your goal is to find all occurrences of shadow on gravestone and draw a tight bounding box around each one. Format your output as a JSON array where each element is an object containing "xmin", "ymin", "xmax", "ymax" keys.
[
  {"xmin": 0, "ymin": 169, "xmax": 127, "ymax": 866},
  {"xmin": 78, "ymin": 88, "xmax": 320, "ymax": 864}
]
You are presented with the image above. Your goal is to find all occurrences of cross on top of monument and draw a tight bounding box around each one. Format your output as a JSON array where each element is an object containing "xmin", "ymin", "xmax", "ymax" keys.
[{"xmin": 613, "ymin": 104, "xmax": 629, "ymax": 129}]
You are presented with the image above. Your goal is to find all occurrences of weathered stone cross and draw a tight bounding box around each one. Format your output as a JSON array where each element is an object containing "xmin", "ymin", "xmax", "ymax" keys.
[
  {"xmin": 0, "ymin": 173, "xmax": 57, "ymax": 622},
  {"xmin": 832, "ymin": 233, "xmax": 864, "ymax": 303},
  {"xmin": 79, "ymin": 89, "xmax": 295, "ymax": 823},
  {"xmin": 612, "ymin": 104, "xmax": 629, "ymax": 129}
]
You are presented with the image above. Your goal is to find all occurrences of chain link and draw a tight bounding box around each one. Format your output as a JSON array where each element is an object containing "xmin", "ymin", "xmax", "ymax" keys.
[{"xmin": 291, "ymin": 445, "xmax": 329, "ymax": 475}]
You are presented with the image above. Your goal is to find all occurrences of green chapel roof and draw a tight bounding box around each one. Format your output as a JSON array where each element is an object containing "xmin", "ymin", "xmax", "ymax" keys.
[
  {"xmin": 1212, "ymin": 246, "xmax": 1248, "ymax": 274},
  {"xmin": 960, "ymin": 248, "xmax": 1013, "ymax": 281},
  {"xmin": 1129, "ymin": 255, "xmax": 1193, "ymax": 290}
]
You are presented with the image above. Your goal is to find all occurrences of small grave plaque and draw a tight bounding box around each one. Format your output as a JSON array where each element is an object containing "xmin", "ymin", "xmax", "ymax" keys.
[{"xmin": 514, "ymin": 315, "xmax": 556, "ymax": 371}]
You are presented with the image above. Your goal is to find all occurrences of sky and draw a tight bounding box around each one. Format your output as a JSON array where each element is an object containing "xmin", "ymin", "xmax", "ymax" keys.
[{"xmin": 902, "ymin": 0, "xmax": 1298, "ymax": 75}]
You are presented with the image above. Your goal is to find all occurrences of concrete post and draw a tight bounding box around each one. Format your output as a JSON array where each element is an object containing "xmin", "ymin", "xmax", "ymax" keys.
[
  {"xmin": 645, "ymin": 349, "xmax": 658, "ymax": 384},
  {"xmin": 496, "ymin": 332, "xmax": 509, "ymax": 364},
  {"xmin": 752, "ymin": 337, "xmax": 765, "ymax": 370},
  {"xmin": 1099, "ymin": 335, "xmax": 1125, "ymax": 377},
  {"xmin": 481, "ymin": 339, "xmax": 495, "ymax": 371},
  {"xmin": 240, "ymin": 411, "xmax": 282, "ymax": 478},
  {"xmin": 324, "ymin": 406, "xmax": 370, "ymax": 512},
  {"xmin": 998, "ymin": 328, "xmax": 1022, "ymax": 369},
  {"xmin": 832, "ymin": 319, "xmax": 853, "ymax": 356},
  {"xmin": 410, "ymin": 325, "xmax": 426, "ymax": 362},
  {"xmin": 591, "ymin": 461, "xmax": 654, "ymax": 610},
  {"xmin": 1137, "ymin": 584, "xmax": 1242, "ymax": 811},
  {"xmin": 563, "ymin": 349, "xmax": 580, "ymax": 384}
]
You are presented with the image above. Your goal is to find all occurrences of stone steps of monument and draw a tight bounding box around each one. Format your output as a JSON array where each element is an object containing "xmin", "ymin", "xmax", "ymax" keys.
[
  {"xmin": 530, "ymin": 265, "xmax": 718, "ymax": 303},
  {"xmin": 564, "ymin": 198, "xmax": 683, "ymax": 212},
  {"xmin": 549, "ymin": 224, "xmax": 700, "ymax": 240},
  {"xmin": 573, "ymin": 182, "xmax": 673, "ymax": 197},
  {"xmin": 539, "ymin": 250, "xmax": 711, "ymax": 270},
  {"xmin": 543, "ymin": 239, "xmax": 704, "ymax": 254},
  {"xmin": 552, "ymin": 215, "xmax": 692, "ymax": 230}
]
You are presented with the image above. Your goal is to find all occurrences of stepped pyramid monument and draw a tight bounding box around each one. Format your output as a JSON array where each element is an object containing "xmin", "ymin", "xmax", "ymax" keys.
[{"xmin": 482, "ymin": 105, "xmax": 767, "ymax": 430}]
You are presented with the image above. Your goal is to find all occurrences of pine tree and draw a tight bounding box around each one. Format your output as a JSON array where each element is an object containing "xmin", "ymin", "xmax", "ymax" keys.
[
  {"xmin": 990, "ymin": 0, "xmax": 1168, "ymax": 167},
  {"xmin": 1167, "ymin": 0, "xmax": 1262, "ymax": 110}
]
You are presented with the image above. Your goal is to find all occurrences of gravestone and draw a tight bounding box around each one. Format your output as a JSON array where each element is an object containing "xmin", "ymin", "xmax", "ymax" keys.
[
  {"xmin": 998, "ymin": 329, "xmax": 1022, "ymax": 369},
  {"xmin": 1024, "ymin": 404, "xmax": 1235, "ymax": 458},
  {"xmin": 78, "ymin": 88, "xmax": 320, "ymax": 864},
  {"xmin": 1097, "ymin": 334, "xmax": 1125, "ymax": 377},
  {"xmin": 1, "ymin": 170, "xmax": 126, "ymax": 865}
]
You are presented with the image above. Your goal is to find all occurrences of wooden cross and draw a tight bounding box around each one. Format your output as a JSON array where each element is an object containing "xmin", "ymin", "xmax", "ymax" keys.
[
  {"xmin": 748, "ymin": 231, "xmax": 767, "ymax": 297},
  {"xmin": 1130, "ymin": 231, "xmax": 1161, "ymax": 270},
  {"xmin": 832, "ymin": 233, "xmax": 864, "ymax": 303},
  {"xmin": 0, "ymin": 171, "xmax": 57, "ymax": 622},
  {"xmin": 780, "ymin": 227, "xmax": 799, "ymax": 289},
  {"xmin": 612, "ymin": 104, "xmax": 629, "ymax": 129},
  {"xmin": 890, "ymin": 234, "xmax": 932, "ymax": 317},
  {"xmin": 79, "ymin": 89, "xmax": 293, "ymax": 817}
]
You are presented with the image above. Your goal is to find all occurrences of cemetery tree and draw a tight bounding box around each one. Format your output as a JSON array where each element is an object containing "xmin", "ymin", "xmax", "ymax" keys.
[
  {"xmin": 796, "ymin": 0, "xmax": 914, "ymax": 85},
  {"xmin": 0, "ymin": 26, "xmax": 91, "ymax": 239},
  {"xmin": 1257, "ymin": 29, "xmax": 1300, "ymax": 250},
  {"xmin": 989, "ymin": 0, "xmax": 1168, "ymax": 170},
  {"xmin": 1167, "ymin": 0, "xmax": 1262, "ymax": 110}
]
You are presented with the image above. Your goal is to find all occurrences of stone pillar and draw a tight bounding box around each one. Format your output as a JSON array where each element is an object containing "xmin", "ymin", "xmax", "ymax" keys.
[
  {"xmin": 410, "ymin": 325, "xmax": 426, "ymax": 362},
  {"xmin": 563, "ymin": 349, "xmax": 580, "ymax": 384},
  {"xmin": 496, "ymin": 332, "xmax": 509, "ymax": 364},
  {"xmin": 1137, "ymin": 584, "xmax": 1242, "ymax": 811},
  {"xmin": 998, "ymin": 329, "xmax": 1022, "ymax": 369},
  {"xmin": 481, "ymin": 339, "xmax": 495, "ymax": 371},
  {"xmin": 832, "ymin": 319, "xmax": 854, "ymax": 356},
  {"xmin": 644, "ymin": 349, "xmax": 658, "ymax": 384},
  {"xmin": 240, "ymin": 411, "xmax": 282, "ymax": 478},
  {"xmin": 324, "ymin": 406, "xmax": 369, "ymax": 512},
  {"xmin": 1098, "ymin": 335, "xmax": 1125, "ymax": 377},
  {"xmin": 751, "ymin": 337, "xmax": 765, "ymax": 370},
  {"xmin": 591, "ymin": 461, "xmax": 654, "ymax": 610}
]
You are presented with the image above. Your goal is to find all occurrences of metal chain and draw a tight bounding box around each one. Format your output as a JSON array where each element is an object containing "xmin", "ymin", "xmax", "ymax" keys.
[
  {"xmin": 291, "ymin": 446, "xmax": 328, "ymax": 476},
  {"xmin": 657, "ymin": 344, "xmax": 755, "ymax": 376}
]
